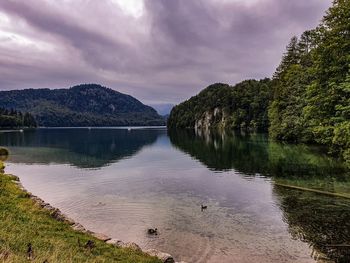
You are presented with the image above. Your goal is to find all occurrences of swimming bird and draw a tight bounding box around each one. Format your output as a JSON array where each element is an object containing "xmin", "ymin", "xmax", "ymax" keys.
[{"xmin": 148, "ymin": 228, "xmax": 158, "ymax": 235}]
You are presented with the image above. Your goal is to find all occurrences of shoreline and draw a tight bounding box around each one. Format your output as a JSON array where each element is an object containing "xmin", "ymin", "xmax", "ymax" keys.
[{"xmin": 1, "ymin": 173, "xmax": 184, "ymax": 263}]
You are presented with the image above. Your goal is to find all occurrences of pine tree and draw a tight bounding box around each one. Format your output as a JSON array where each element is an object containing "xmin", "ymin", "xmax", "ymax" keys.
[{"xmin": 269, "ymin": 36, "xmax": 310, "ymax": 141}]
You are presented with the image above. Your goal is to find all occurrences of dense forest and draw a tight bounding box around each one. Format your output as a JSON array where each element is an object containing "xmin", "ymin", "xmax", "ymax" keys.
[
  {"xmin": 168, "ymin": 0, "xmax": 350, "ymax": 167},
  {"xmin": 0, "ymin": 84, "xmax": 165, "ymax": 127},
  {"xmin": 269, "ymin": 0, "xmax": 349, "ymax": 167},
  {"xmin": 0, "ymin": 108, "xmax": 37, "ymax": 129}
]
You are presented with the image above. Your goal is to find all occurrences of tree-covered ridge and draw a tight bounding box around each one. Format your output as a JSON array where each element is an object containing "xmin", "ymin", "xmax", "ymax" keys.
[
  {"xmin": 269, "ymin": 0, "xmax": 350, "ymax": 167},
  {"xmin": 0, "ymin": 108, "xmax": 37, "ymax": 128},
  {"xmin": 168, "ymin": 79, "xmax": 272, "ymax": 131},
  {"xmin": 0, "ymin": 84, "xmax": 165, "ymax": 127}
]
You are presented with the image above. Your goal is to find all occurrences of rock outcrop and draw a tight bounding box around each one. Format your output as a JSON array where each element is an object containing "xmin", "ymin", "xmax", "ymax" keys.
[{"xmin": 194, "ymin": 107, "xmax": 229, "ymax": 131}]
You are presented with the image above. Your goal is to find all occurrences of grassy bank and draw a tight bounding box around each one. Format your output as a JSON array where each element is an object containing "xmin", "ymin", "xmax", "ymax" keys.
[{"xmin": 0, "ymin": 163, "xmax": 160, "ymax": 263}]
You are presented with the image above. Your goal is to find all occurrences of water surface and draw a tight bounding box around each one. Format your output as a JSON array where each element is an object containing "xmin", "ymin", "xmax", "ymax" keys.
[{"xmin": 1, "ymin": 128, "xmax": 350, "ymax": 263}]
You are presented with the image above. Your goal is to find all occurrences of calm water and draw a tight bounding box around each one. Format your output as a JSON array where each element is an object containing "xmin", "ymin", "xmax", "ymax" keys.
[{"xmin": 1, "ymin": 128, "xmax": 350, "ymax": 263}]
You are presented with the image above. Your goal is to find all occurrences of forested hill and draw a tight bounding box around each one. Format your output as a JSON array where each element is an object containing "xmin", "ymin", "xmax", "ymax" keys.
[
  {"xmin": 167, "ymin": 79, "xmax": 272, "ymax": 131},
  {"xmin": 0, "ymin": 84, "xmax": 165, "ymax": 127},
  {"xmin": 168, "ymin": 0, "xmax": 349, "ymax": 167}
]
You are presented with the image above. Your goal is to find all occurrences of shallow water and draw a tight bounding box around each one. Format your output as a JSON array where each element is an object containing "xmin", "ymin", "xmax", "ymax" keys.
[{"xmin": 1, "ymin": 128, "xmax": 350, "ymax": 262}]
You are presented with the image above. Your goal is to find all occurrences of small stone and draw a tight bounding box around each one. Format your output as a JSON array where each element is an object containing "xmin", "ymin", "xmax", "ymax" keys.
[
  {"xmin": 106, "ymin": 238, "xmax": 123, "ymax": 245},
  {"xmin": 129, "ymin": 242, "xmax": 142, "ymax": 251},
  {"xmin": 51, "ymin": 209, "xmax": 67, "ymax": 222},
  {"xmin": 72, "ymin": 223, "xmax": 86, "ymax": 232},
  {"xmin": 91, "ymin": 232, "xmax": 111, "ymax": 242},
  {"xmin": 63, "ymin": 215, "xmax": 76, "ymax": 225},
  {"xmin": 116, "ymin": 240, "xmax": 126, "ymax": 247},
  {"xmin": 123, "ymin": 242, "xmax": 142, "ymax": 252},
  {"xmin": 10, "ymin": 175, "xmax": 19, "ymax": 181},
  {"xmin": 44, "ymin": 203, "xmax": 53, "ymax": 208},
  {"xmin": 145, "ymin": 249, "xmax": 175, "ymax": 263},
  {"xmin": 112, "ymin": 241, "xmax": 142, "ymax": 252}
]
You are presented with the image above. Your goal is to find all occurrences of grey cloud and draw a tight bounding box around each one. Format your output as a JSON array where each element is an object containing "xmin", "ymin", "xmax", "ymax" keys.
[{"xmin": 0, "ymin": 0, "xmax": 331, "ymax": 104}]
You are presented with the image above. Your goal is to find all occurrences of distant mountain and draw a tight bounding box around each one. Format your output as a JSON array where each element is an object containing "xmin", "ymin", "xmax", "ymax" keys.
[
  {"xmin": 149, "ymin": 103, "xmax": 174, "ymax": 116},
  {"xmin": 0, "ymin": 84, "xmax": 165, "ymax": 127}
]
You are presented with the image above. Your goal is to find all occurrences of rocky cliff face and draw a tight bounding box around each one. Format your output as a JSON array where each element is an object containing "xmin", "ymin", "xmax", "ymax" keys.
[{"xmin": 194, "ymin": 107, "xmax": 229, "ymax": 131}]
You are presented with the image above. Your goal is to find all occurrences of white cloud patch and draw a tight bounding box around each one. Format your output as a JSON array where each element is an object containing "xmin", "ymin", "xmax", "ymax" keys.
[{"xmin": 112, "ymin": 0, "xmax": 145, "ymax": 18}]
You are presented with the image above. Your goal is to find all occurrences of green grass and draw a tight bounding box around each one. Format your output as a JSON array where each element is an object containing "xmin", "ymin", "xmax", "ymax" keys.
[{"xmin": 0, "ymin": 168, "xmax": 160, "ymax": 263}]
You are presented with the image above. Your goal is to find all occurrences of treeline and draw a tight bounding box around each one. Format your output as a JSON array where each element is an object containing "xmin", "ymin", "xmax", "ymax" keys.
[
  {"xmin": 167, "ymin": 79, "xmax": 272, "ymax": 131},
  {"xmin": 168, "ymin": 0, "xmax": 350, "ymax": 166},
  {"xmin": 269, "ymin": 0, "xmax": 349, "ymax": 166},
  {"xmin": 0, "ymin": 108, "xmax": 37, "ymax": 128}
]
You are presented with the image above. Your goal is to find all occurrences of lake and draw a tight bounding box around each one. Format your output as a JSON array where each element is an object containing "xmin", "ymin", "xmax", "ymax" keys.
[{"xmin": 1, "ymin": 128, "xmax": 350, "ymax": 263}]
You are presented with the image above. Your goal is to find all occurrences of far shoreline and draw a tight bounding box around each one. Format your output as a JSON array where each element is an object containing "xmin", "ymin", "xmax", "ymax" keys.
[{"xmin": 0, "ymin": 126, "xmax": 167, "ymax": 132}]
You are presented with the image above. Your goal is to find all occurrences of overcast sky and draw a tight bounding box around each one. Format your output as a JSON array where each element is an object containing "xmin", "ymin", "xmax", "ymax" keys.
[{"xmin": 0, "ymin": 0, "xmax": 331, "ymax": 105}]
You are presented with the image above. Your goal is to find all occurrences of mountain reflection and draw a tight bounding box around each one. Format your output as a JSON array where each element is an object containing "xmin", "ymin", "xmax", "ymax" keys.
[{"xmin": 0, "ymin": 128, "xmax": 162, "ymax": 168}]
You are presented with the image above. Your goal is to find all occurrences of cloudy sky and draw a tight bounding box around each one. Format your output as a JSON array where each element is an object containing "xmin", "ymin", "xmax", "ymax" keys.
[{"xmin": 0, "ymin": 0, "xmax": 331, "ymax": 105}]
